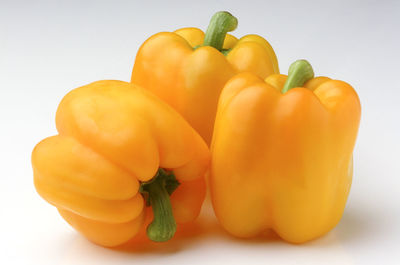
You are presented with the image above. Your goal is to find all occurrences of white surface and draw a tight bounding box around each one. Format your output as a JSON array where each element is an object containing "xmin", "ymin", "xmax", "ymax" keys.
[{"xmin": 1, "ymin": 0, "xmax": 400, "ymax": 264}]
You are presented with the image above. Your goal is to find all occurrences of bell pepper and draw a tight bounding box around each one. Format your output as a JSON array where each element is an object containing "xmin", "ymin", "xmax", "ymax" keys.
[
  {"xmin": 32, "ymin": 80, "xmax": 209, "ymax": 247},
  {"xmin": 210, "ymin": 60, "xmax": 361, "ymax": 243},
  {"xmin": 131, "ymin": 11, "xmax": 279, "ymax": 145}
]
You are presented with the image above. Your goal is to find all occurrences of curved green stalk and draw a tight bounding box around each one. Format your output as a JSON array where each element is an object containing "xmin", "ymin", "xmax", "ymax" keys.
[
  {"xmin": 203, "ymin": 11, "xmax": 238, "ymax": 51},
  {"xmin": 281, "ymin": 60, "xmax": 315, "ymax": 93},
  {"xmin": 140, "ymin": 169, "xmax": 180, "ymax": 242}
]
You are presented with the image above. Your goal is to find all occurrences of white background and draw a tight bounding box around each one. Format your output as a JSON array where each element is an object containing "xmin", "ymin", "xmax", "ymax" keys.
[{"xmin": 1, "ymin": 0, "xmax": 400, "ymax": 264}]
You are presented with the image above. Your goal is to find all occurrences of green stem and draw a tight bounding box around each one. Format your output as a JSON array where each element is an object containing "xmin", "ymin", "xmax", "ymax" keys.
[
  {"xmin": 139, "ymin": 169, "xmax": 180, "ymax": 242},
  {"xmin": 203, "ymin": 11, "xmax": 238, "ymax": 51},
  {"xmin": 281, "ymin": 60, "xmax": 315, "ymax": 93}
]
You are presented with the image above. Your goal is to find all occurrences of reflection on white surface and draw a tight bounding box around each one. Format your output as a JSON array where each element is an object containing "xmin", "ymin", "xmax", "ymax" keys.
[
  {"xmin": 12, "ymin": 199, "xmax": 388, "ymax": 265},
  {"xmin": 56, "ymin": 210, "xmax": 356, "ymax": 265}
]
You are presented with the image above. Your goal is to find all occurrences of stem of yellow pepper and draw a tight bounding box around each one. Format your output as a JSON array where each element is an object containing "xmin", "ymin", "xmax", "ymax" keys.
[
  {"xmin": 139, "ymin": 169, "xmax": 180, "ymax": 242},
  {"xmin": 203, "ymin": 11, "xmax": 238, "ymax": 51},
  {"xmin": 281, "ymin": 60, "xmax": 315, "ymax": 93}
]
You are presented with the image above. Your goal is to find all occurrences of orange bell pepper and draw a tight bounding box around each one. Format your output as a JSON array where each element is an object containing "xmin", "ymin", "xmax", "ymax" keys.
[
  {"xmin": 210, "ymin": 60, "xmax": 361, "ymax": 243},
  {"xmin": 131, "ymin": 11, "xmax": 279, "ymax": 145},
  {"xmin": 32, "ymin": 80, "xmax": 209, "ymax": 247}
]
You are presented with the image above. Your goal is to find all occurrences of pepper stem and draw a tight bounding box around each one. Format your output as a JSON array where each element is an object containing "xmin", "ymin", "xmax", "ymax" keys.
[
  {"xmin": 203, "ymin": 11, "xmax": 238, "ymax": 51},
  {"xmin": 139, "ymin": 169, "xmax": 180, "ymax": 242},
  {"xmin": 281, "ymin": 60, "xmax": 315, "ymax": 93}
]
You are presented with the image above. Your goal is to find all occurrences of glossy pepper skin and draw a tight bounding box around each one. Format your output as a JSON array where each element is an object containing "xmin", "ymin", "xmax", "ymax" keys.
[
  {"xmin": 210, "ymin": 60, "xmax": 361, "ymax": 243},
  {"xmin": 131, "ymin": 11, "xmax": 279, "ymax": 145},
  {"xmin": 32, "ymin": 80, "xmax": 209, "ymax": 247}
]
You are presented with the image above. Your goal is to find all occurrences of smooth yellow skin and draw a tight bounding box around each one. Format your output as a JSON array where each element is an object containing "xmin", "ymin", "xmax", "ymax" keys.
[
  {"xmin": 32, "ymin": 80, "xmax": 209, "ymax": 247},
  {"xmin": 131, "ymin": 27, "xmax": 279, "ymax": 145},
  {"xmin": 210, "ymin": 73, "xmax": 361, "ymax": 243}
]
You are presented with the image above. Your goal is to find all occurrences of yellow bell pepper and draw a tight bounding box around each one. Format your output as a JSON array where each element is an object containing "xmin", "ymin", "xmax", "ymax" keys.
[
  {"xmin": 210, "ymin": 60, "xmax": 361, "ymax": 243},
  {"xmin": 131, "ymin": 11, "xmax": 279, "ymax": 145},
  {"xmin": 32, "ymin": 80, "xmax": 209, "ymax": 247}
]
